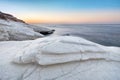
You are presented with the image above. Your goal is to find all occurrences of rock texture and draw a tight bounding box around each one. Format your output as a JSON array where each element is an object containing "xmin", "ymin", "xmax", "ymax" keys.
[
  {"xmin": 0, "ymin": 25, "xmax": 10, "ymax": 40},
  {"xmin": 0, "ymin": 11, "xmax": 54, "ymax": 41},
  {"xmin": 0, "ymin": 22, "xmax": 43, "ymax": 41},
  {"xmin": 0, "ymin": 36, "xmax": 120, "ymax": 80}
]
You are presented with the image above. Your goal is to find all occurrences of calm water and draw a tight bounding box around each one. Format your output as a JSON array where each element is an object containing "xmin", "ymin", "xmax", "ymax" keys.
[{"xmin": 35, "ymin": 24, "xmax": 120, "ymax": 47}]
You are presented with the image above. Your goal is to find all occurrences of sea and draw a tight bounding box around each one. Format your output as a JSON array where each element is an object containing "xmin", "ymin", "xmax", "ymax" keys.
[{"xmin": 35, "ymin": 24, "xmax": 120, "ymax": 47}]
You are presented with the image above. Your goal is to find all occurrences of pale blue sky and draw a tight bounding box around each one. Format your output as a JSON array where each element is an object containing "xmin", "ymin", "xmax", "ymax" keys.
[{"xmin": 0, "ymin": 0, "xmax": 120, "ymax": 23}]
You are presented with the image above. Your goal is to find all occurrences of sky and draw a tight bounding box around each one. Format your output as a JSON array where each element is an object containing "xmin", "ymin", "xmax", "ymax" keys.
[{"xmin": 0, "ymin": 0, "xmax": 120, "ymax": 24}]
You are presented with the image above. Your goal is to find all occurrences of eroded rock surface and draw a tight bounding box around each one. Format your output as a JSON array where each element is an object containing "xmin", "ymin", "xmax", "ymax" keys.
[
  {"xmin": 0, "ymin": 36, "xmax": 120, "ymax": 80},
  {"xmin": 0, "ymin": 25, "xmax": 10, "ymax": 40},
  {"xmin": 0, "ymin": 23, "xmax": 43, "ymax": 41}
]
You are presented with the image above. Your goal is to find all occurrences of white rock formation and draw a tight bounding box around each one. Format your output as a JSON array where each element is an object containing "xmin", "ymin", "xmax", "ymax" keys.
[
  {"xmin": 0, "ymin": 11, "xmax": 54, "ymax": 41},
  {"xmin": 0, "ymin": 20, "xmax": 43, "ymax": 40},
  {"xmin": 0, "ymin": 36, "xmax": 120, "ymax": 80}
]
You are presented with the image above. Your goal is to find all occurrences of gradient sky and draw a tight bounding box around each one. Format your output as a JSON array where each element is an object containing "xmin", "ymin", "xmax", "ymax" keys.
[{"xmin": 0, "ymin": 0, "xmax": 120, "ymax": 24}]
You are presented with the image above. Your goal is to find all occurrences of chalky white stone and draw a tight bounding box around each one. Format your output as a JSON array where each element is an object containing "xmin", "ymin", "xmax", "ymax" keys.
[
  {"xmin": 0, "ymin": 19, "xmax": 53, "ymax": 41},
  {"xmin": 0, "ymin": 36, "xmax": 120, "ymax": 80}
]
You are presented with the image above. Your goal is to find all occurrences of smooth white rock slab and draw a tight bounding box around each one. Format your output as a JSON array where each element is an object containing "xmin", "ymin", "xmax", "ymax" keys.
[{"xmin": 0, "ymin": 36, "xmax": 120, "ymax": 80}]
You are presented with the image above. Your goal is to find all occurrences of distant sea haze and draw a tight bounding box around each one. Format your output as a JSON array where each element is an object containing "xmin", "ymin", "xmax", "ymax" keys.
[{"xmin": 35, "ymin": 24, "xmax": 120, "ymax": 47}]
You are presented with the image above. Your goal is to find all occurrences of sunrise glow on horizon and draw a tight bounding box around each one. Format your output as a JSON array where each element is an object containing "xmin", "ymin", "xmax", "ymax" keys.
[{"xmin": 0, "ymin": 0, "xmax": 120, "ymax": 24}]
